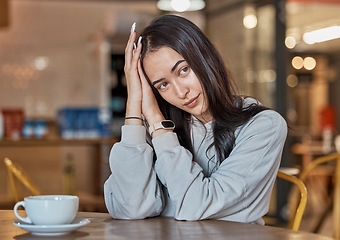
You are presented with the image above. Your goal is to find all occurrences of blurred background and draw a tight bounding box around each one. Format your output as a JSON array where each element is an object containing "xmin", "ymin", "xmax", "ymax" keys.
[{"xmin": 1, "ymin": 0, "xmax": 340, "ymax": 236}]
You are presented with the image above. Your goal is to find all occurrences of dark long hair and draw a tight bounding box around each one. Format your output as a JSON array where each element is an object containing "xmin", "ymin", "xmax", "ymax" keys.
[{"xmin": 139, "ymin": 15, "xmax": 268, "ymax": 163}]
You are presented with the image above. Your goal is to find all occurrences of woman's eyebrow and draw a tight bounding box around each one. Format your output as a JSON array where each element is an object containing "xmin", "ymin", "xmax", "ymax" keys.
[
  {"xmin": 152, "ymin": 60, "xmax": 186, "ymax": 86},
  {"xmin": 171, "ymin": 60, "xmax": 185, "ymax": 73},
  {"xmin": 152, "ymin": 78, "xmax": 164, "ymax": 86}
]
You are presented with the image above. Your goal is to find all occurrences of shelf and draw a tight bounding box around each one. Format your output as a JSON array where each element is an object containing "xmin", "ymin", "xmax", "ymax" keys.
[
  {"xmin": 0, "ymin": 137, "xmax": 120, "ymax": 196},
  {"xmin": 0, "ymin": 137, "xmax": 120, "ymax": 147}
]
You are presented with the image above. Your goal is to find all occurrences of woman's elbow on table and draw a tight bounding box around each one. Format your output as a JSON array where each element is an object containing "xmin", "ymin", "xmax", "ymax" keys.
[{"xmin": 104, "ymin": 178, "xmax": 163, "ymax": 219}]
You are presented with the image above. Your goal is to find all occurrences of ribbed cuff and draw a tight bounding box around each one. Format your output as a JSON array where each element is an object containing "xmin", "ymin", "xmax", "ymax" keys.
[
  {"xmin": 121, "ymin": 125, "xmax": 146, "ymax": 144},
  {"xmin": 152, "ymin": 132, "xmax": 180, "ymax": 156}
]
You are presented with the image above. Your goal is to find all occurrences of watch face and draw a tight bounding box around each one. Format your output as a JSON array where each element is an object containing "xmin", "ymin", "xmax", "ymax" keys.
[{"xmin": 161, "ymin": 120, "xmax": 175, "ymax": 129}]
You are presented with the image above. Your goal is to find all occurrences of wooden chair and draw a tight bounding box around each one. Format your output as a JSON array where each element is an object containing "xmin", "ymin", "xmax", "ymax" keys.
[
  {"xmin": 3, "ymin": 157, "xmax": 106, "ymax": 212},
  {"xmin": 4, "ymin": 157, "xmax": 41, "ymax": 203},
  {"xmin": 298, "ymin": 153, "xmax": 340, "ymax": 239},
  {"xmin": 277, "ymin": 170, "xmax": 308, "ymax": 231}
]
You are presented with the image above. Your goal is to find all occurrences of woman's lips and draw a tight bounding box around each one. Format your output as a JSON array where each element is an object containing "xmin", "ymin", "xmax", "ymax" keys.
[{"xmin": 184, "ymin": 95, "xmax": 199, "ymax": 108}]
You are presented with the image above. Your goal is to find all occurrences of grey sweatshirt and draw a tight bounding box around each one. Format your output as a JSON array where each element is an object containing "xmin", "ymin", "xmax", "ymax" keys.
[{"xmin": 104, "ymin": 102, "xmax": 287, "ymax": 224}]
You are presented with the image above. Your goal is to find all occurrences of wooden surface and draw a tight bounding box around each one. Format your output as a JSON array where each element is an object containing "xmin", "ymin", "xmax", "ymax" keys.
[
  {"xmin": 292, "ymin": 141, "xmax": 328, "ymax": 169},
  {"xmin": 0, "ymin": 137, "xmax": 119, "ymax": 196},
  {"xmin": 0, "ymin": 137, "xmax": 119, "ymax": 147},
  {"xmin": 292, "ymin": 141, "xmax": 339, "ymax": 239},
  {"xmin": 334, "ymin": 160, "xmax": 340, "ymax": 239},
  {"xmin": 0, "ymin": 210, "xmax": 335, "ymax": 240}
]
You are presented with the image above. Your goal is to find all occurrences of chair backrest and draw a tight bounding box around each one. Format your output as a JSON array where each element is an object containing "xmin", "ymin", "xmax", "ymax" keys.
[
  {"xmin": 297, "ymin": 153, "xmax": 340, "ymax": 239},
  {"xmin": 277, "ymin": 170, "xmax": 308, "ymax": 231},
  {"xmin": 4, "ymin": 157, "xmax": 40, "ymax": 203},
  {"xmin": 299, "ymin": 153, "xmax": 340, "ymax": 182}
]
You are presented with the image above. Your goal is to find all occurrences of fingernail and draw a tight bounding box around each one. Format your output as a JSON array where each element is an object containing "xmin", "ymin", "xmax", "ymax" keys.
[
  {"xmin": 133, "ymin": 43, "xmax": 137, "ymax": 50},
  {"xmin": 137, "ymin": 36, "xmax": 142, "ymax": 46},
  {"xmin": 131, "ymin": 22, "xmax": 136, "ymax": 34}
]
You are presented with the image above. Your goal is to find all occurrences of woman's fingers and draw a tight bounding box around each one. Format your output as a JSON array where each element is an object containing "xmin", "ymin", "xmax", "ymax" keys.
[
  {"xmin": 123, "ymin": 24, "xmax": 144, "ymax": 103},
  {"xmin": 138, "ymin": 59, "xmax": 149, "ymax": 97},
  {"xmin": 138, "ymin": 59, "xmax": 148, "ymax": 87},
  {"xmin": 138, "ymin": 59, "xmax": 161, "ymax": 120},
  {"xmin": 131, "ymin": 40, "xmax": 142, "ymax": 68},
  {"xmin": 124, "ymin": 24, "xmax": 137, "ymax": 67}
]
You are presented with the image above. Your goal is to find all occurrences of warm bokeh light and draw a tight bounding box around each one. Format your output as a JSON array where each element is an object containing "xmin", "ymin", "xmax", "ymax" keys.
[
  {"xmin": 1, "ymin": 63, "xmax": 40, "ymax": 89},
  {"xmin": 33, "ymin": 56, "xmax": 49, "ymax": 71},
  {"xmin": 243, "ymin": 14, "xmax": 257, "ymax": 29},
  {"xmin": 292, "ymin": 56, "xmax": 304, "ymax": 70},
  {"xmin": 285, "ymin": 36, "xmax": 296, "ymax": 49},
  {"xmin": 157, "ymin": 0, "xmax": 205, "ymax": 12},
  {"xmin": 259, "ymin": 69, "xmax": 276, "ymax": 83},
  {"xmin": 286, "ymin": 74, "xmax": 298, "ymax": 88},
  {"xmin": 303, "ymin": 26, "xmax": 340, "ymax": 44},
  {"xmin": 304, "ymin": 57, "xmax": 316, "ymax": 70},
  {"xmin": 171, "ymin": 0, "xmax": 190, "ymax": 12}
]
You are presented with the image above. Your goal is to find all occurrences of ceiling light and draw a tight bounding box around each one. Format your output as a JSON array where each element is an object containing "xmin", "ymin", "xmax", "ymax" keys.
[
  {"xmin": 304, "ymin": 57, "xmax": 316, "ymax": 70},
  {"xmin": 292, "ymin": 56, "xmax": 303, "ymax": 70},
  {"xmin": 303, "ymin": 26, "xmax": 340, "ymax": 44},
  {"xmin": 243, "ymin": 14, "xmax": 257, "ymax": 29},
  {"xmin": 32, "ymin": 57, "xmax": 49, "ymax": 71},
  {"xmin": 285, "ymin": 36, "xmax": 296, "ymax": 49},
  {"xmin": 286, "ymin": 74, "xmax": 298, "ymax": 88},
  {"xmin": 171, "ymin": 0, "xmax": 190, "ymax": 12},
  {"xmin": 157, "ymin": 0, "xmax": 205, "ymax": 12},
  {"xmin": 243, "ymin": 4, "xmax": 257, "ymax": 29}
]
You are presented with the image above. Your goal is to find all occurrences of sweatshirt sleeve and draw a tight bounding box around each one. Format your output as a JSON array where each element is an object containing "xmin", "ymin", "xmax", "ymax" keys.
[
  {"xmin": 153, "ymin": 110, "xmax": 287, "ymax": 222},
  {"xmin": 104, "ymin": 124, "xmax": 164, "ymax": 219}
]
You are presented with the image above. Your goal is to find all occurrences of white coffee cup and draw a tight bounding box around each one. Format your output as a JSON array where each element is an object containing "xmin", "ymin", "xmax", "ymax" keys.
[
  {"xmin": 14, "ymin": 195, "xmax": 79, "ymax": 225},
  {"xmin": 335, "ymin": 135, "xmax": 340, "ymax": 153}
]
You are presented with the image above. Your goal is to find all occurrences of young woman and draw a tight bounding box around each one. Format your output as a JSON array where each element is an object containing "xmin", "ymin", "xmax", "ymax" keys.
[{"xmin": 104, "ymin": 15, "xmax": 287, "ymax": 225}]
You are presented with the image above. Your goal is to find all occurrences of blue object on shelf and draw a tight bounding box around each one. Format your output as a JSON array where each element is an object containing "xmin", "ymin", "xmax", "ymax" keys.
[
  {"xmin": 34, "ymin": 119, "xmax": 48, "ymax": 138},
  {"xmin": 22, "ymin": 120, "xmax": 34, "ymax": 138},
  {"xmin": 57, "ymin": 107, "xmax": 112, "ymax": 139}
]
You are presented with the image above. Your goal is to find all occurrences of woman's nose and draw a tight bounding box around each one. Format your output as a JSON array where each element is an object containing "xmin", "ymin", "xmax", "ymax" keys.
[{"xmin": 173, "ymin": 81, "xmax": 189, "ymax": 98}]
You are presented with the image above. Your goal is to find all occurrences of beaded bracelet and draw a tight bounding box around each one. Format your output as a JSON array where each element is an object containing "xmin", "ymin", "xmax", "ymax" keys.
[{"xmin": 124, "ymin": 116, "xmax": 143, "ymax": 121}]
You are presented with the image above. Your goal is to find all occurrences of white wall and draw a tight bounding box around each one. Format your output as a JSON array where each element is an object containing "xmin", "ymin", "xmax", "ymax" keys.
[
  {"xmin": 0, "ymin": 0, "xmax": 158, "ymax": 119},
  {"xmin": 0, "ymin": 0, "xmax": 158, "ymax": 199}
]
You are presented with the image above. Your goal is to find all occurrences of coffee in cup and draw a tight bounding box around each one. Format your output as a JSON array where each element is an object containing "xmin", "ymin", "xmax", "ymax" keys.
[{"xmin": 14, "ymin": 195, "xmax": 79, "ymax": 225}]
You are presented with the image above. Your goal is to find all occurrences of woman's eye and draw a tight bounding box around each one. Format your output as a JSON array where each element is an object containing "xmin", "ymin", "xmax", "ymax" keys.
[
  {"xmin": 179, "ymin": 66, "xmax": 189, "ymax": 75},
  {"xmin": 158, "ymin": 82, "xmax": 168, "ymax": 90}
]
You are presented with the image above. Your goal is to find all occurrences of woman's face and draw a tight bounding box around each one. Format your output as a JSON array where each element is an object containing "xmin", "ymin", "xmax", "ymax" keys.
[{"xmin": 143, "ymin": 47, "xmax": 212, "ymax": 123}]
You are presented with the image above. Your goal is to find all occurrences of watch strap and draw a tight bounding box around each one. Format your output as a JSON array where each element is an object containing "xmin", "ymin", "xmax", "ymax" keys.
[
  {"xmin": 149, "ymin": 122, "xmax": 162, "ymax": 135},
  {"xmin": 149, "ymin": 120, "xmax": 175, "ymax": 137}
]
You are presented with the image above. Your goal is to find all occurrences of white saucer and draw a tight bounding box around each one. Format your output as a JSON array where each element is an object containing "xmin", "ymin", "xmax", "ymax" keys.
[{"xmin": 13, "ymin": 218, "xmax": 90, "ymax": 236}]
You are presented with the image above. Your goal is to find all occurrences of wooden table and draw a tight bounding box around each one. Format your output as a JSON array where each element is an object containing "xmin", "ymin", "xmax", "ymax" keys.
[
  {"xmin": 0, "ymin": 210, "xmax": 335, "ymax": 240},
  {"xmin": 291, "ymin": 141, "xmax": 333, "ymax": 169}
]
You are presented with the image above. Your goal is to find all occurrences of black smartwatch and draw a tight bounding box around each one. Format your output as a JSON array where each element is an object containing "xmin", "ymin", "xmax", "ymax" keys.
[{"xmin": 149, "ymin": 120, "xmax": 175, "ymax": 137}]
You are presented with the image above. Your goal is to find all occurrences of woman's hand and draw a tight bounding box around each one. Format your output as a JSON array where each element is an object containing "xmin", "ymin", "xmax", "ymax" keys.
[
  {"xmin": 124, "ymin": 24, "xmax": 166, "ymax": 132},
  {"xmin": 124, "ymin": 29, "xmax": 142, "ymax": 104},
  {"xmin": 138, "ymin": 63, "xmax": 173, "ymax": 138},
  {"xmin": 124, "ymin": 27, "xmax": 143, "ymax": 125},
  {"xmin": 138, "ymin": 60, "xmax": 165, "ymax": 126}
]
